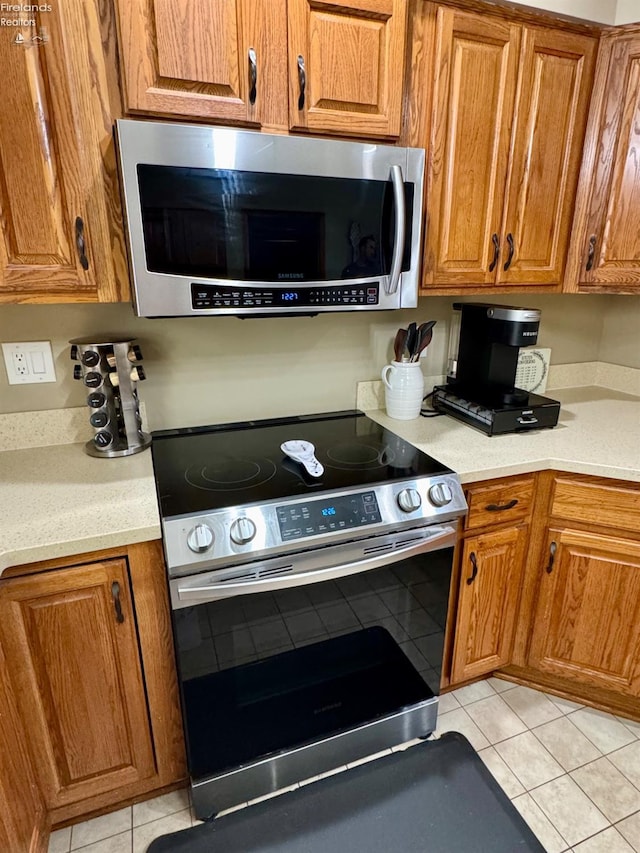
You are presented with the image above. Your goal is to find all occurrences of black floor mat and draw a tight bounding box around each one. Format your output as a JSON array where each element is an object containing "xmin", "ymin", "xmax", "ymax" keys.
[{"xmin": 148, "ymin": 732, "xmax": 545, "ymax": 852}]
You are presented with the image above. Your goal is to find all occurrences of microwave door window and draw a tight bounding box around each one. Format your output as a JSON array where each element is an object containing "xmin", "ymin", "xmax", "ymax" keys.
[
  {"xmin": 136, "ymin": 165, "xmax": 413, "ymax": 283},
  {"xmin": 141, "ymin": 206, "xmax": 228, "ymax": 278},
  {"xmin": 245, "ymin": 210, "xmax": 325, "ymax": 281}
]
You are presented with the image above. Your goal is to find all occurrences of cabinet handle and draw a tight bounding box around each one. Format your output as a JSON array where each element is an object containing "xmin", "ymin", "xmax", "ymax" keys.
[
  {"xmin": 503, "ymin": 233, "xmax": 514, "ymax": 271},
  {"xmin": 545, "ymin": 541, "xmax": 557, "ymax": 574},
  {"xmin": 489, "ymin": 233, "xmax": 500, "ymax": 272},
  {"xmin": 466, "ymin": 552, "xmax": 478, "ymax": 585},
  {"xmin": 111, "ymin": 581, "xmax": 125, "ymax": 624},
  {"xmin": 297, "ymin": 55, "xmax": 306, "ymax": 110},
  {"xmin": 485, "ymin": 499, "xmax": 518, "ymax": 512},
  {"xmin": 248, "ymin": 47, "xmax": 257, "ymax": 106},
  {"xmin": 586, "ymin": 234, "xmax": 597, "ymax": 271},
  {"xmin": 75, "ymin": 216, "xmax": 89, "ymax": 271}
]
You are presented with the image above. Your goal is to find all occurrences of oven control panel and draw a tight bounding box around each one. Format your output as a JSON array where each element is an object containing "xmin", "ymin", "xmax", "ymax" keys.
[
  {"xmin": 162, "ymin": 475, "xmax": 468, "ymax": 578},
  {"xmin": 276, "ymin": 491, "xmax": 381, "ymax": 542}
]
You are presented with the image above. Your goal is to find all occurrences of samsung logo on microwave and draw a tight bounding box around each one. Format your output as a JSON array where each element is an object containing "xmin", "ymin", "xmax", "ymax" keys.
[{"xmin": 278, "ymin": 273, "xmax": 305, "ymax": 280}]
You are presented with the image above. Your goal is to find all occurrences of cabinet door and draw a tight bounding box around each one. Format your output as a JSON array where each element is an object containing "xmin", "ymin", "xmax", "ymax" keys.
[
  {"xmin": 0, "ymin": 642, "xmax": 46, "ymax": 853},
  {"xmin": 497, "ymin": 27, "xmax": 596, "ymax": 286},
  {"xmin": 424, "ymin": 8, "xmax": 520, "ymax": 287},
  {"xmin": 451, "ymin": 526, "xmax": 527, "ymax": 684},
  {"xmin": 570, "ymin": 32, "xmax": 640, "ymax": 288},
  {"xmin": 287, "ymin": 0, "xmax": 407, "ymax": 137},
  {"xmin": 528, "ymin": 529, "xmax": 640, "ymax": 696},
  {"xmin": 116, "ymin": 0, "xmax": 288, "ymax": 127},
  {"xmin": 0, "ymin": 560, "xmax": 156, "ymax": 809},
  {"xmin": 0, "ymin": 1, "xmax": 126, "ymax": 302}
]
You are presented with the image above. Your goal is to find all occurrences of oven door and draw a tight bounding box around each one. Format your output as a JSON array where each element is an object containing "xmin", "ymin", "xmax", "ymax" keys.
[{"xmin": 170, "ymin": 524, "xmax": 457, "ymax": 818}]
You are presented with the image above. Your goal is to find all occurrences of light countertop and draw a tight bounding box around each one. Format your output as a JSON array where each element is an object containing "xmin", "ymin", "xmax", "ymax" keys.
[
  {"xmin": 0, "ymin": 443, "xmax": 160, "ymax": 573},
  {"xmin": 365, "ymin": 386, "xmax": 640, "ymax": 484},
  {"xmin": 0, "ymin": 384, "xmax": 638, "ymax": 575}
]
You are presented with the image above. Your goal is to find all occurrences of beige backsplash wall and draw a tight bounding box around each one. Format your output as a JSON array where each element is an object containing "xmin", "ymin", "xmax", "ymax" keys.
[
  {"xmin": 615, "ymin": 0, "xmax": 640, "ymax": 24},
  {"xmin": 0, "ymin": 293, "xmax": 616, "ymax": 431},
  {"xmin": 597, "ymin": 295, "xmax": 640, "ymax": 369}
]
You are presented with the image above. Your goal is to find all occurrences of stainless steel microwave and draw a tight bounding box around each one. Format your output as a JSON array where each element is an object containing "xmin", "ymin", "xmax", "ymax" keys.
[{"xmin": 115, "ymin": 120, "xmax": 425, "ymax": 318}]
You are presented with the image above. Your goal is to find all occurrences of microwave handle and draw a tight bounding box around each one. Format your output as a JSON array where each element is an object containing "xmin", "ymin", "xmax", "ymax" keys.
[{"xmin": 387, "ymin": 164, "xmax": 406, "ymax": 295}]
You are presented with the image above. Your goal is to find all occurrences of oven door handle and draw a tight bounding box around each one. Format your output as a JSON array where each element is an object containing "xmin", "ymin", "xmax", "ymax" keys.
[
  {"xmin": 387, "ymin": 164, "xmax": 406, "ymax": 296},
  {"xmin": 175, "ymin": 524, "xmax": 457, "ymax": 603}
]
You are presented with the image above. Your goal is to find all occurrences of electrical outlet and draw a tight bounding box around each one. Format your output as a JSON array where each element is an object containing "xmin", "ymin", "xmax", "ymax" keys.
[
  {"xmin": 13, "ymin": 351, "xmax": 28, "ymax": 376},
  {"xmin": 2, "ymin": 342, "xmax": 56, "ymax": 385}
]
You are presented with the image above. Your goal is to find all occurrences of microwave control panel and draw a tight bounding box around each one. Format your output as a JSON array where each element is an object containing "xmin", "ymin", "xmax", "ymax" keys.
[{"xmin": 191, "ymin": 283, "xmax": 379, "ymax": 310}]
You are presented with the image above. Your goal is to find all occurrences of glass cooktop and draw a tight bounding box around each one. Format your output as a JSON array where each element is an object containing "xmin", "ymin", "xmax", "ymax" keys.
[{"xmin": 151, "ymin": 410, "xmax": 450, "ymax": 519}]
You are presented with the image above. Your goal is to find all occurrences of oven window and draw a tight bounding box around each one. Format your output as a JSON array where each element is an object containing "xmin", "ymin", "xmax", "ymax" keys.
[
  {"xmin": 137, "ymin": 165, "xmax": 413, "ymax": 282},
  {"xmin": 173, "ymin": 549, "xmax": 451, "ymax": 778}
]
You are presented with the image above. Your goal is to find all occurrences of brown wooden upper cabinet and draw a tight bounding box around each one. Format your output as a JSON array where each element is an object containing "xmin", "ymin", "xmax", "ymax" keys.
[
  {"xmin": 0, "ymin": 0, "xmax": 127, "ymax": 304},
  {"xmin": 287, "ymin": 0, "xmax": 407, "ymax": 137},
  {"xmin": 421, "ymin": 6, "xmax": 597, "ymax": 291},
  {"xmin": 115, "ymin": 0, "xmax": 408, "ymax": 138},
  {"xmin": 115, "ymin": 0, "xmax": 289, "ymax": 128},
  {"xmin": 567, "ymin": 27, "xmax": 640, "ymax": 292}
]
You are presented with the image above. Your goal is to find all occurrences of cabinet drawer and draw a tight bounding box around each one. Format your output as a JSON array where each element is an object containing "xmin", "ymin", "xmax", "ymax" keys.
[
  {"xmin": 551, "ymin": 478, "xmax": 640, "ymax": 534},
  {"xmin": 464, "ymin": 476, "xmax": 534, "ymax": 531}
]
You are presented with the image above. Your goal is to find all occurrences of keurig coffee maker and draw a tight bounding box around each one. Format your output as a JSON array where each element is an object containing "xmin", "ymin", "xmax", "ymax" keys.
[{"xmin": 433, "ymin": 303, "xmax": 560, "ymax": 435}]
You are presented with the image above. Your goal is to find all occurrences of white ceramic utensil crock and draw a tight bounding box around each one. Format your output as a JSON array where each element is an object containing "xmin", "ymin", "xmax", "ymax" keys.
[{"xmin": 381, "ymin": 361, "xmax": 424, "ymax": 420}]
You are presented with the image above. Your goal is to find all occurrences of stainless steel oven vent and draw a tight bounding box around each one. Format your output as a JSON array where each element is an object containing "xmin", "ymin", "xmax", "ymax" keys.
[
  {"xmin": 257, "ymin": 564, "xmax": 294, "ymax": 579},
  {"xmin": 363, "ymin": 534, "xmax": 425, "ymax": 556},
  {"xmin": 363, "ymin": 542, "xmax": 395, "ymax": 556},
  {"xmin": 214, "ymin": 564, "xmax": 295, "ymax": 585}
]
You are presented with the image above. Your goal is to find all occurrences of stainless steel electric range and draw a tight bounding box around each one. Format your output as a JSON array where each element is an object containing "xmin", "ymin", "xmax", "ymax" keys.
[{"xmin": 150, "ymin": 410, "xmax": 467, "ymax": 820}]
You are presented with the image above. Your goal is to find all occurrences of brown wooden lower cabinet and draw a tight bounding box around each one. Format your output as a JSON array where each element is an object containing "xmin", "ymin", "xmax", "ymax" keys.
[
  {"xmin": 447, "ymin": 472, "xmax": 640, "ymax": 721},
  {"xmin": 0, "ymin": 541, "xmax": 186, "ymax": 851},
  {"xmin": 451, "ymin": 525, "xmax": 527, "ymax": 684},
  {"xmin": 527, "ymin": 527, "xmax": 640, "ymax": 696},
  {"xmin": 0, "ymin": 641, "xmax": 47, "ymax": 853},
  {"xmin": 0, "ymin": 559, "xmax": 156, "ymax": 809}
]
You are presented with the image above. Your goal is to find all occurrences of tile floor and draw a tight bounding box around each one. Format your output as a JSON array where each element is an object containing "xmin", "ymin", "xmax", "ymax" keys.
[{"xmin": 48, "ymin": 677, "xmax": 640, "ymax": 853}]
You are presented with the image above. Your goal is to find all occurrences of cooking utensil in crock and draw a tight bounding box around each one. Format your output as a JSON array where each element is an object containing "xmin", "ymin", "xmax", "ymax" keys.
[
  {"xmin": 394, "ymin": 328, "xmax": 408, "ymax": 362},
  {"xmin": 412, "ymin": 320, "xmax": 437, "ymax": 361}
]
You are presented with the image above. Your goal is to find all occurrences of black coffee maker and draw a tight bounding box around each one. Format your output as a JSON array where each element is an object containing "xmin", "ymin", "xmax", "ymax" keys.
[{"xmin": 433, "ymin": 303, "xmax": 560, "ymax": 435}]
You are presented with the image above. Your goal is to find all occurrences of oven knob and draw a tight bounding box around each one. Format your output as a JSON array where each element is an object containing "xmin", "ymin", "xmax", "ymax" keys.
[
  {"xmin": 186, "ymin": 523, "xmax": 214, "ymax": 553},
  {"xmin": 230, "ymin": 517, "xmax": 257, "ymax": 545},
  {"xmin": 397, "ymin": 488, "xmax": 422, "ymax": 513},
  {"xmin": 429, "ymin": 482, "xmax": 453, "ymax": 507}
]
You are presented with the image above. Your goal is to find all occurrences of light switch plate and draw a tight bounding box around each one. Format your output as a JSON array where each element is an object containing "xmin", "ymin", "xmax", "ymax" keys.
[{"xmin": 2, "ymin": 341, "xmax": 56, "ymax": 384}]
